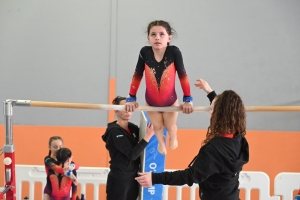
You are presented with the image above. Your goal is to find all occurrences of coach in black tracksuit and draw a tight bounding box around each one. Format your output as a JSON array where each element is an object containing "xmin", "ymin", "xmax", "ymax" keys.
[
  {"xmin": 136, "ymin": 79, "xmax": 250, "ymax": 200},
  {"xmin": 102, "ymin": 96, "xmax": 154, "ymax": 200}
]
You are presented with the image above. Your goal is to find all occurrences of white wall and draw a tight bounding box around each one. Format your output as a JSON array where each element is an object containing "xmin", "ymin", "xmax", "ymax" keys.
[{"xmin": 1, "ymin": 0, "xmax": 299, "ymax": 130}]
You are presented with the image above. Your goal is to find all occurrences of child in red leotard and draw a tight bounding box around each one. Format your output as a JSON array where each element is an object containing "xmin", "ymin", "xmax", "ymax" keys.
[
  {"xmin": 43, "ymin": 136, "xmax": 79, "ymax": 200},
  {"xmin": 125, "ymin": 20, "xmax": 193, "ymax": 155},
  {"xmin": 47, "ymin": 147, "xmax": 78, "ymax": 200}
]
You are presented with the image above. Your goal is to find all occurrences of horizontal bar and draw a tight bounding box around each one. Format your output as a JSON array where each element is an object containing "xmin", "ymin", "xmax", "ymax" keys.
[
  {"xmin": 29, "ymin": 101, "xmax": 209, "ymax": 112},
  {"xmin": 246, "ymin": 106, "xmax": 300, "ymax": 112},
  {"xmin": 9, "ymin": 100, "xmax": 300, "ymax": 112}
]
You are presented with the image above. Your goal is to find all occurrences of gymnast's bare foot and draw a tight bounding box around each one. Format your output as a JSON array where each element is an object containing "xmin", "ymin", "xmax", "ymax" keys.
[
  {"xmin": 169, "ymin": 136, "xmax": 178, "ymax": 150},
  {"xmin": 158, "ymin": 142, "xmax": 167, "ymax": 155}
]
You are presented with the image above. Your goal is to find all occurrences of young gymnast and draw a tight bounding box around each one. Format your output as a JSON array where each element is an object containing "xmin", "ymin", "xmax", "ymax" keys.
[
  {"xmin": 102, "ymin": 96, "xmax": 155, "ymax": 200},
  {"xmin": 136, "ymin": 79, "xmax": 249, "ymax": 200},
  {"xmin": 43, "ymin": 136, "xmax": 79, "ymax": 200},
  {"xmin": 47, "ymin": 148, "xmax": 78, "ymax": 200},
  {"xmin": 125, "ymin": 20, "xmax": 193, "ymax": 155}
]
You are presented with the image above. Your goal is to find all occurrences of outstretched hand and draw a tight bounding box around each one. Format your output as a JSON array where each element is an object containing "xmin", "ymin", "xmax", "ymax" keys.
[
  {"xmin": 135, "ymin": 172, "xmax": 152, "ymax": 187},
  {"xmin": 125, "ymin": 102, "xmax": 139, "ymax": 112},
  {"xmin": 194, "ymin": 79, "xmax": 213, "ymax": 94}
]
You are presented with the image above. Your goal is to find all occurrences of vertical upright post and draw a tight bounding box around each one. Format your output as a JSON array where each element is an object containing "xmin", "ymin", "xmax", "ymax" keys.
[
  {"xmin": 2, "ymin": 100, "xmax": 16, "ymax": 200},
  {"xmin": 108, "ymin": 0, "xmax": 118, "ymax": 123}
]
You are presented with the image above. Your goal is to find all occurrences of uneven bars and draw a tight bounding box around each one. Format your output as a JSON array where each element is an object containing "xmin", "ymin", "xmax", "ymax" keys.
[{"xmin": 10, "ymin": 100, "xmax": 300, "ymax": 112}]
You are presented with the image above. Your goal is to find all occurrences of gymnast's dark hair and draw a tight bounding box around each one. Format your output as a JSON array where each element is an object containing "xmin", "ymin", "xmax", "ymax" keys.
[
  {"xmin": 48, "ymin": 136, "xmax": 63, "ymax": 156},
  {"xmin": 112, "ymin": 96, "xmax": 126, "ymax": 105},
  {"xmin": 56, "ymin": 148, "xmax": 72, "ymax": 168}
]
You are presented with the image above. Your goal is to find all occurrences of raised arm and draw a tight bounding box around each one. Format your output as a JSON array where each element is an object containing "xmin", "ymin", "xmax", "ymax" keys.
[
  {"xmin": 194, "ymin": 78, "xmax": 217, "ymax": 104},
  {"xmin": 110, "ymin": 124, "xmax": 154, "ymax": 160},
  {"xmin": 44, "ymin": 156, "xmax": 64, "ymax": 174}
]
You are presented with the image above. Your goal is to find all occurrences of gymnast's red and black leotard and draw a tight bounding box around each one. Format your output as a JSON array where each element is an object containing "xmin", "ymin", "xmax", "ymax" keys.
[
  {"xmin": 47, "ymin": 169, "xmax": 77, "ymax": 200},
  {"xmin": 44, "ymin": 156, "xmax": 64, "ymax": 175},
  {"xmin": 44, "ymin": 156, "xmax": 79, "ymax": 198},
  {"xmin": 128, "ymin": 46, "xmax": 192, "ymax": 106}
]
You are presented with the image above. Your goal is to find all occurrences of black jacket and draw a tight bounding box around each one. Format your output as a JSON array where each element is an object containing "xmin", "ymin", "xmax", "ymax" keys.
[
  {"xmin": 152, "ymin": 91, "xmax": 249, "ymax": 200},
  {"xmin": 102, "ymin": 121, "xmax": 148, "ymax": 180}
]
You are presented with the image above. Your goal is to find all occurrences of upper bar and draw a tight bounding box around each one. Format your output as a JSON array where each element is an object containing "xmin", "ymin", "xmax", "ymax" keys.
[
  {"xmin": 14, "ymin": 100, "xmax": 31, "ymax": 107},
  {"xmin": 6, "ymin": 99, "xmax": 300, "ymax": 112},
  {"xmin": 29, "ymin": 101, "xmax": 202, "ymax": 112}
]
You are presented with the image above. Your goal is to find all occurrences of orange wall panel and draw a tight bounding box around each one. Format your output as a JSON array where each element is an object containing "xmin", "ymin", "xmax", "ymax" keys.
[
  {"xmin": 0, "ymin": 125, "xmax": 299, "ymax": 199},
  {"xmin": 108, "ymin": 78, "xmax": 116, "ymax": 123}
]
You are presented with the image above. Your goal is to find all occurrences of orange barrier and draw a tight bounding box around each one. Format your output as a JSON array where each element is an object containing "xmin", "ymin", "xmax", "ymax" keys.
[{"xmin": 0, "ymin": 125, "xmax": 299, "ymax": 199}]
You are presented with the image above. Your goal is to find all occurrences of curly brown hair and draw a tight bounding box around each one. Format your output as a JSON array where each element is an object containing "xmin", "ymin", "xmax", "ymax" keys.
[{"xmin": 202, "ymin": 90, "xmax": 246, "ymax": 145}]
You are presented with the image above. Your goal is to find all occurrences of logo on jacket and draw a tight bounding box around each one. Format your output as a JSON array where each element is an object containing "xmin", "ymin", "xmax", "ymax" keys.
[
  {"xmin": 133, "ymin": 133, "xmax": 136, "ymax": 138},
  {"xmin": 116, "ymin": 135, "xmax": 124, "ymax": 138}
]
